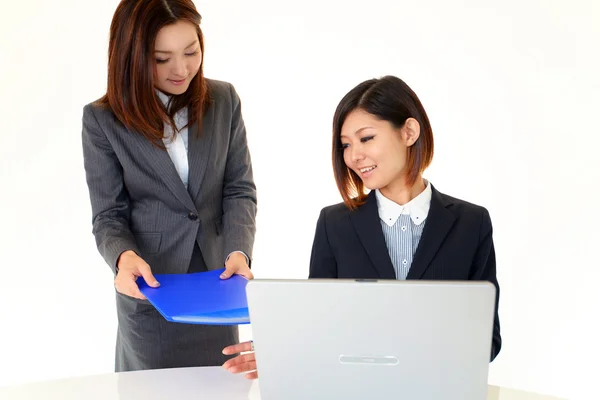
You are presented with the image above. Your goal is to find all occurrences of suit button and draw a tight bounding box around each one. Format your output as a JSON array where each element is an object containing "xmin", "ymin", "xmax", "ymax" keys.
[{"xmin": 188, "ymin": 213, "xmax": 198, "ymax": 221}]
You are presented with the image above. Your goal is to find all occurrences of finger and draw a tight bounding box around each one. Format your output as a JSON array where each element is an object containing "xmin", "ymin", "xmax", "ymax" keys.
[
  {"xmin": 116, "ymin": 269, "xmax": 149, "ymax": 298},
  {"xmin": 237, "ymin": 268, "xmax": 254, "ymax": 280},
  {"xmin": 222, "ymin": 341, "xmax": 253, "ymax": 355},
  {"xmin": 115, "ymin": 280, "xmax": 147, "ymax": 300},
  {"xmin": 227, "ymin": 360, "xmax": 257, "ymax": 374},
  {"xmin": 122, "ymin": 276, "xmax": 147, "ymax": 300},
  {"xmin": 220, "ymin": 265, "xmax": 236, "ymax": 280},
  {"xmin": 129, "ymin": 284, "xmax": 147, "ymax": 300},
  {"xmin": 222, "ymin": 355, "xmax": 241, "ymax": 370},
  {"xmin": 114, "ymin": 271, "xmax": 134, "ymax": 294},
  {"xmin": 222, "ymin": 353, "xmax": 254, "ymax": 370},
  {"xmin": 223, "ymin": 352, "xmax": 256, "ymax": 369},
  {"xmin": 137, "ymin": 261, "xmax": 160, "ymax": 287},
  {"xmin": 244, "ymin": 371, "xmax": 258, "ymax": 380}
]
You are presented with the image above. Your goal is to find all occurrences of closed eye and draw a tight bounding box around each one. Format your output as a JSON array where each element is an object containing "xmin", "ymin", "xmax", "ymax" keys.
[
  {"xmin": 156, "ymin": 52, "xmax": 198, "ymax": 64},
  {"xmin": 360, "ymin": 135, "xmax": 374, "ymax": 143}
]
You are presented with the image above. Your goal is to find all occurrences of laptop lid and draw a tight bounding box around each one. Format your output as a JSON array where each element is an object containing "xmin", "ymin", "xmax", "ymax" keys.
[{"xmin": 246, "ymin": 279, "xmax": 496, "ymax": 400}]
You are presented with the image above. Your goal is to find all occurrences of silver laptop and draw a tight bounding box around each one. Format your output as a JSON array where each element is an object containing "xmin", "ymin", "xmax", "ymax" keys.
[{"xmin": 246, "ymin": 279, "xmax": 496, "ymax": 400}]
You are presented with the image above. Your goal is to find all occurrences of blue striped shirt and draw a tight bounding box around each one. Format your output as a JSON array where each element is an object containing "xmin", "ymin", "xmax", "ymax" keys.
[{"xmin": 375, "ymin": 181, "xmax": 432, "ymax": 279}]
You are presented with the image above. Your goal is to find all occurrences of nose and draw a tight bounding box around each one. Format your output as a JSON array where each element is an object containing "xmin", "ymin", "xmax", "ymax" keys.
[
  {"xmin": 171, "ymin": 57, "xmax": 188, "ymax": 78},
  {"xmin": 351, "ymin": 145, "xmax": 365, "ymax": 164}
]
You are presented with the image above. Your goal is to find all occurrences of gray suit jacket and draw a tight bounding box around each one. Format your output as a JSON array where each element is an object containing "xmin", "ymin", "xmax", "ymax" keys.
[
  {"xmin": 82, "ymin": 79, "xmax": 257, "ymax": 275},
  {"xmin": 82, "ymin": 79, "xmax": 256, "ymax": 371}
]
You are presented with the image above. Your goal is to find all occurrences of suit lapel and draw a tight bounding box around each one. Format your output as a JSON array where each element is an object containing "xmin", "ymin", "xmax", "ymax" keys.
[
  {"xmin": 187, "ymin": 104, "xmax": 215, "ymax": 202},
  {"xmin": 350, "ymin": 191, "xmax": 397, "ymax": 279},
  {"xmin": 407, "ymin": 186, "xmax": 456, "ymax": 279},
  {"xmin": 126, "ymin": 124, "xmax": 197, "ymax": 213}
]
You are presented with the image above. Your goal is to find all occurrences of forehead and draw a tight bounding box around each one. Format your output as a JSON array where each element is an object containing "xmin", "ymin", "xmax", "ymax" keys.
[{"xmin": 155, "ymin": 21, "xmax": 198, "ymax": 49}]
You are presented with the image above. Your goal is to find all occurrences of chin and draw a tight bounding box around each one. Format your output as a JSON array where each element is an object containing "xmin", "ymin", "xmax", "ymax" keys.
[
  {"xmin": 362, "ymin": 181, "xmax": 382, "ymax": 191},
  {"xmin": 169, "ymin": 86, "xmax": 189, "ymax": 95},
  {"xmin": 158, "ymin": 83, "xmax": 189, "ymax": 96}
]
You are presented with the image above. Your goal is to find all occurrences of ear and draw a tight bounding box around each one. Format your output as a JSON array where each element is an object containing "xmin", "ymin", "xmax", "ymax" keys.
[{"xmin": 401, "ymin": 118, "xmax": 421, "ymax": 147}]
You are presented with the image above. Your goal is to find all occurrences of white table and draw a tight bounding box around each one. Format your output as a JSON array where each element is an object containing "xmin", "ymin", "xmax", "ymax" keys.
[{"xmin": 0, "ymin": 367, "xmax": 564, "ymax": 400}]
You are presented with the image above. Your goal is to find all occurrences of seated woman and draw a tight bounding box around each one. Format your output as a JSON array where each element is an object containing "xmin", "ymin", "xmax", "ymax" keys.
[{"xmin": 222, "ymin": 75, "xmax": 501, "ymax": 379}]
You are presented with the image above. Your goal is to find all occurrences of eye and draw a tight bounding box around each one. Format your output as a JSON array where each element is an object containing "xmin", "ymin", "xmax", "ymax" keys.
[
  {"xmin": 360, "ymin": 135, "xmax": 374, "ymax": 143},
  {"xmin": 185, "ymin": 51, "xmax": 199, "ymax": 57},
  {"xmin": 341, "ymin": 143, "xmax": 350, "ymax": 149},
  {"xmin": 156, "ymin": 59, "xmax": 169, "ymax": 64}
]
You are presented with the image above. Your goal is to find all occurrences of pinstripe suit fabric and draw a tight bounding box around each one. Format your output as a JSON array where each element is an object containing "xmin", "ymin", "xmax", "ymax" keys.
[{"xmin": 82, "ymin": 79, "xmax": 257, "ymax": 371}]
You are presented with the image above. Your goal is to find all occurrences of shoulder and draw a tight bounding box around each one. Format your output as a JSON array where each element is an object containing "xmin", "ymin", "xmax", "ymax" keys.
[
  {"xmin": 82, "ymin": 98, "xmax": 118, "ymax": 129},
  {"xmin": 317, "ymin": 201, "xmax": 353, "ymax": 226},
  {"xmin": 206, "ymin": 77, "xmax": 233, "ymax": 94},
  {"xmin": 443, "ymin": 192, "xmax": 488, "ymax": 214},
  {"xmin": 434, "ymin": 186, "xmax": 492, "ymax": 230},
  {"xmin": 206, "ymin": 78, "xmax": 240, "ymax": 105}
]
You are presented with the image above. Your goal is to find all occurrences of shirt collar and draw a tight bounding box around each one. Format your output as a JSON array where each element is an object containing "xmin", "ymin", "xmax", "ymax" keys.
[
  {"xmin": 156, "ymin": 89, "xmax": 187, "ymax": 129},
  {"xmin": 156, "ymin": 89, "xmax": 171, "ymax": 108},
  {"xmin": 375, "ymin": 179, "xmax": 432, "ymax": 227}
]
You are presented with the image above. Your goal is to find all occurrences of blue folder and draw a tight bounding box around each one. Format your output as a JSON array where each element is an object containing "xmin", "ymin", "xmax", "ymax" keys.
[{"xmin": 137, "ymin": 268, "xmax": 250, "ymax": 325}]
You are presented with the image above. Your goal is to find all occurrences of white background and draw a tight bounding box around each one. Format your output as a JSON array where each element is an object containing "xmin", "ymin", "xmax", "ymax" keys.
[{"xmin": 0, "ymin": 1, "xmax": 598, "ymax": 399}]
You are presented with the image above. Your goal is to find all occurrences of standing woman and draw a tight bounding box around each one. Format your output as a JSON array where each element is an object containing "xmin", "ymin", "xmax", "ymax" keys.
[
  {"xmin": 82, "ymin": 0, "xmax": 257, "ymax": 372},
  {"xmin": 222, "ymin": 75, "xmax": 501, "ymax": 378}
]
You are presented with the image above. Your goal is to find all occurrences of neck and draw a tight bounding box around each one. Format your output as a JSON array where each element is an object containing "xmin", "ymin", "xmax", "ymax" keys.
[{"xmin": 379, "ymin": 176, "xmax": 426, "ymax": 205}]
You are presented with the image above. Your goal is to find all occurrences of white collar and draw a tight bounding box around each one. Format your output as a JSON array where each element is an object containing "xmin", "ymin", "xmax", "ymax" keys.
[
  {"xmin": 156, "ymin": 89, "xmax": 172, "ymax": 108},
  {"xmin": 156, "ymin": 89, "xmax": 187, "ymax": 129},
  {"xmin": 375, "ymin": 180, "xmax": 432, "ymax": 227}
]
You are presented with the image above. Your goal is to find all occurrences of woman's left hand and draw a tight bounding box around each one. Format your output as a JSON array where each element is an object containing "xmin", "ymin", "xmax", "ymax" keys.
[
  {"xmin": 222, "ymin": 341, "xmax": 257, "ymax": 379},
  {"xmin": 220, "ymin": 252, "xmax": 254, "ymax": 280}
]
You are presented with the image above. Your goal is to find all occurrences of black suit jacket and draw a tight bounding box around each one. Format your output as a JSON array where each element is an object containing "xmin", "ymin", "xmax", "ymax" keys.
[{"xmin": 308, "ymin": 185, "xmax": 501, "ymax": 361}]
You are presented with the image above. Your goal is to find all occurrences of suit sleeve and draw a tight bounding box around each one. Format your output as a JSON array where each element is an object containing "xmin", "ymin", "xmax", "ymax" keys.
[
  {"xmin": 469, "ymin": 208, "xmax": 502, "ymax": 362},
  {"xmin": 81, "ymin": 105, "xmax": 139, "ymax": 273},
  {"xmin": 309, "ymin": 208, "xmax": 338, "ymax": 278},
  {"xmin": 221, "ymin": 84, "xmax": 258, "ymax": 265}
]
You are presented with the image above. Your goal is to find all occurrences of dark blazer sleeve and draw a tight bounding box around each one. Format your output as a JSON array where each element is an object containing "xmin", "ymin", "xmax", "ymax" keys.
[
  {"xmin": 221, "ymin": 84, "xmax": 257, "ymax": 265},
  {"xmin": 470, "ymin": 208, "xmax": 502, "ymax": 361},
  {"xmin": 82, "ymin": 105, "xmax": 139, "ymax": 273},
  {"xmin": 309, "ymin": 207, "xmax": 338, "ymax": 278}
]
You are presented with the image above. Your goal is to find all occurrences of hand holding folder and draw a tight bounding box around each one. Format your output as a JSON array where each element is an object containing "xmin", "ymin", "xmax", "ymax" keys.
[
  {"xmin": 137, "ymin": 268, "xmax": 250, "ymax": 325},
  {"xmin": 115, "ymin": 250, "xmax": 160, "ymax": 300}
]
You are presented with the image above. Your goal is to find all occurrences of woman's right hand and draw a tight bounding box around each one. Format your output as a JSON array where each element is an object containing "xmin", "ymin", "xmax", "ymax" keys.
[{"xmin": 114, "ymin": 250, "xmax": 160, "ymax": 300}]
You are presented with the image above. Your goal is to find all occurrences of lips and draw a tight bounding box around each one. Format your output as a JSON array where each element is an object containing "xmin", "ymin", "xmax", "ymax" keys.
[
  {"xmin": 169, "ymin": 78, "xmax": 187, "ymax": 85},
  {"xmin": 355, "ymin": 165, "xmax": 377, "ymax": 179},
  {"xmin": 359, "ymin": 166, "xmax": 377, "ymax": 173}
]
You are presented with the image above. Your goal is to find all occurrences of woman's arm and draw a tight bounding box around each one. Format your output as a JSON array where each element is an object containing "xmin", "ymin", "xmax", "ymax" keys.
[
  {"xmin": 469, "ymin": 208, "xmax": 502, "ymax": 361},
  {"xmin": 82, "ymin": 104, "xmax": 139, "ymax": 273},
  {"xmin": 309, "ymin": 207, "xmax": 338, "ymax": 278},
  {"xmin": 221, "ymin": 84, "xmax": 257, "ymax": 267}
]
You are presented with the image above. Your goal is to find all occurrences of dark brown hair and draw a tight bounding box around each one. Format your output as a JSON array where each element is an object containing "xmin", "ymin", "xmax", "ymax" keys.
[
  {"xmin": 332, "ymin": 75, "xmax": 434, "ymax": 210},
  {"xmin": 97, "ymin": 0, "xmax": 210, "ymax": 148}
]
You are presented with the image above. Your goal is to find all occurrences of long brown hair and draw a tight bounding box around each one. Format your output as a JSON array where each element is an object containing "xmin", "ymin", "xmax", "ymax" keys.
[
  {"xmin": 332, "ymin": 76, "xmax": 434, "ymax": 210},
  {"xmin": 97, "ymin": 0, "xmax": 210, "ymax": 148}
]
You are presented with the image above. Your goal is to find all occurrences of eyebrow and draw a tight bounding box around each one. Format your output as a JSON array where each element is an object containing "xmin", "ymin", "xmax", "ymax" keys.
[
  {"xmin": 155, "ymin": 40, "xmax": 198, "ymax": 54},
  {"xmin": 340, "ymin": 126, "xmax": 374, "ymax": 139}
]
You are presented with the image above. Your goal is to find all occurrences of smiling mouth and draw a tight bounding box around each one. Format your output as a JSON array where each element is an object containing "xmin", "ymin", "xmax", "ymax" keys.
[{"xmin": 359, "ymin": 166, "xmax": 377, "ymax": 173}]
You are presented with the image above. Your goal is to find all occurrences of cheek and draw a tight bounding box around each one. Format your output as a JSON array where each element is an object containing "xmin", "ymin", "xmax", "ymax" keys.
[
  {"xmin": 155, "ymin": 65, "xmax": 168, "ymax": 80},
  {"xmin": 390, "ymin": 146, "xmax": 408, "ymax": 171},
  {"xmin": 342, "ymin": 150, "xmax": 351, "ymax": 167},
  {"xmin": 189, "ymin": 56, "xmax": 202, "ymax": 74}
]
